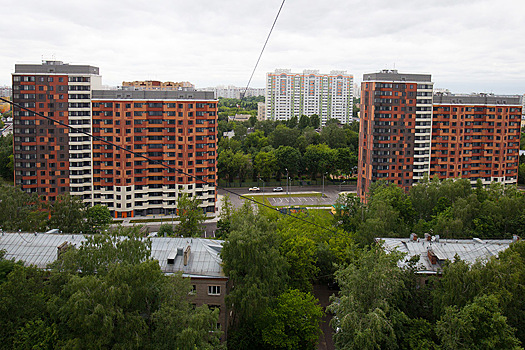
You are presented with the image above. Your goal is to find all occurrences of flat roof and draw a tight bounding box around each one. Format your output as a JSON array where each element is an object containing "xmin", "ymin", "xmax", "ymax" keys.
[
  {"xmin": 14, "ymin": 61, "xmax": 99, "ymax": 75},
  {"xmin": 92, "ymin": 90, "xmax": 216, "ymax": 100},
  {"xmin": 433, "ymin": 93, "xmax": 522, "ymax": 105},
  {"xmin": 0, "ymin": 233, "xmax": 225, "ymax": 278},
  {"xmin": 363, "ymin": 70, "xmax": 432, "ymax": 83}
]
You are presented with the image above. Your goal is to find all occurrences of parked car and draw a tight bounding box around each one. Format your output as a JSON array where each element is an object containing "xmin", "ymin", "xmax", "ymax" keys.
[
  {"xmin": 273, "ymin": 187, "xmax": 284, "ymax": 192},
  {"xmin": 248, "ymin": 187, "xmax": 261, "ymax": 192}
]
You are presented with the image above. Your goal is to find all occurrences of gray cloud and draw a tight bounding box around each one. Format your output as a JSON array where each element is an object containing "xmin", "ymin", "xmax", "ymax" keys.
[{"xmin": 2, "ymin": 0, "xmax": 525, "ymax": 94}]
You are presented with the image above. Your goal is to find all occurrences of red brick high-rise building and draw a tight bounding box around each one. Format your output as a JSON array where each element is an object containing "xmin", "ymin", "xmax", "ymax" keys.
[
  {"xmin": 358, "ymin": 70, "xmax": 433, "ymax": 198},
  {"xmin": 358, "ymin": 70, "xmax": 521, "ymax": 198},
  {"xmin": 91, "ymin": 90, "xmax": 217, "ymax": 217},
  {"xmin": 430, "ymin": 93, "xmax": 521, "ymax": 184},
  {"xmin": 12, "ymin": 61, "xmax": 218, "ymax": 217},
  {"xmin": 12, "ymin": 61, "xmax": 101, "ymax": 202}
]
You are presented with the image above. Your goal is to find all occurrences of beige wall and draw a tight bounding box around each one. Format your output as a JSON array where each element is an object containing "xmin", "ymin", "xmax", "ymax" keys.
[{"xmin": 189, "ymin": 277, "xmax": 229, "ymax": 339}]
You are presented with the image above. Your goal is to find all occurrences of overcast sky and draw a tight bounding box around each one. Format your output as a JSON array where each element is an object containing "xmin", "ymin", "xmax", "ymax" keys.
[{"xmin": 3, "ymin": 0, "xmax": 525, "ymax": 94}]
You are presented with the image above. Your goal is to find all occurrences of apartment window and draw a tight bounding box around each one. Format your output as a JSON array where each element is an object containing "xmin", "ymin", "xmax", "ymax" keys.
[{"xmin": 208, "ymin": 285, "xmax": 221, "ymax": 295}]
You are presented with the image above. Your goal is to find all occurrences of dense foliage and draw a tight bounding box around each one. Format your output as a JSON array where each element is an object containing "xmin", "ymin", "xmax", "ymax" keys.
[
  {"xmin": 0, "ymin": 187, "xmax": 112, "ymax": 234},
  {"xmin": 220, "ymin": 203, "xmax": 327, "ymax": 349},
  {"xmin": 0, "ymin": 134, "xmax": 13, "ymax": 181},
  {"xmin": 329, "ymin": 241, "xmax": 525, "ymax": 349},
  {"xmin": 218, "ymin": 116, "xmax": 359, "ymax": 184},
  {"xmin": 0, "ymin": 227, "xmax": 223, "ymax": 349},
  {"xmin": 335, "ymin": 177, "xmax": 525, "ymax": 245}
]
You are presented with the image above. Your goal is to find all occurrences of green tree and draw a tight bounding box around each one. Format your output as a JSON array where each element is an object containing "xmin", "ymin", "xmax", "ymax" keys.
[
  {"xmin": 158, "ymin": 223, "xmax": 174, "ymax": 237},
  {"xmin": 336, "ymin": 148, "xmax": 357, "ymax": 176},
  {"xmin": 320, "ymin": 122, "xmax": 346, "ymax": 149},
  {"xmin": 217, "ymin": 149, "xmax": 236, "ymax": 183},
  {"xmin": 329, "ymin": 245, "xmax": 409, "ymax": 350},
  {"xmin": 232, "ymin": 151, "xmax": 251, "ymax": 183},
  {"xmin": 298, "ymin": 115, "xmax": 310, "ymax": 130},
  {"xmin": 243, "ymin": 130, "xmax": 268, "ymax": 154},
  {"xmin": 274, "ymin": 145, "xmax": 301, "ymax": 179},
  {"xmin": 175, "ymin": 194, "xmax": 206, "ymax": 237},
  {"xmin": 261, "ymin": 289, "xmax": 323, "ymax": 350},
  {"xmin": 286, "ymin": 115, "xmax": 298, "ymax": 129},
  {"xmin": 221, "ymin": 203, "xmax": 288, "ymax": 346},
  {"xmin": 303, "ymin": 144, "xmax": 336, "ymax": 179},
  {"xmin": 253, "ymin": 150, "xmax": 278, "ymax": 181},
  {"xmin": 83, "ymin": 204, "xmax": 112, "ymax": 234},
  {"xmin": 437, "ymin": 294, "xmax": 521, "ymax": 350},
  {"xmin": 0, "ymin": 134, "xmax": 13, "ymax": 181},
  {"xmin": 0, "ymin": 184, "xmax": 46, "ymax": 231},
  {"xmin": 48, "ymin": 194, "xmax": 86, "ymax": 234},
  {"xmin": 216, "ymin": 194, "xmax": 233, "ymax": 239},
  {"xmin": 309, "ymin": 114, "xmax": 320, "ymax": 129},
  {"xmin": 269, "ymin": 124, "xmax": 299, "ymax": 148}
]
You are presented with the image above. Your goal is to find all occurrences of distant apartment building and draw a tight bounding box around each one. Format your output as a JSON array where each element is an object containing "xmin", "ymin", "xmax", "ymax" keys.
[
  {"xmin": 257, "ymin": 101, "xmax": 265, "ymax": 120},
  {"xmin": 265, "ymin": 69, "xmax": 353, "ymax": 125},
  {"xmin": 357, "ymin": 69, "xmax": 521, "ymax": 198},
  {"xmin": 198, "ymin": 85, "xmax": 265, "ymax": 99},
  {"xmin": 0, "ymin": 86, "xmax": 12, "ymax": 97},
  {"xmin": 122, "ymin": 80, "xmax": 194, "ymax": 91},
  {"xmin": 12, "ymin": 61, "xmax": 218, "ymax": 218}
]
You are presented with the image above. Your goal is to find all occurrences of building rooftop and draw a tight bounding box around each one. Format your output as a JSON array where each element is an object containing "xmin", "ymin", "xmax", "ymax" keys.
[
  {"xmin": 0, "ymin": 233, "xmax": 225, "ymax": 278},
  {"xmin": 363, "ymin": 69, "xmax": 432, "ymax": 82},
  {"xmin": 433, "ymin": 93, "xmax": 522, "ymax": 105},
  {"xmin": 377, "ymin": 237, "xmax": 515, "ymax": 274},
  {"xmin": 92, "ymin": 90, "xmax": 215, "ymax": 100},
  {"xmin": 14, "ymin": 61, "xmax": 99, "ymax": 75}
]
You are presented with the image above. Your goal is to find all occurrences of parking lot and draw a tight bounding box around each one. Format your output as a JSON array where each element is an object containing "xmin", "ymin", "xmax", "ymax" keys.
[{"xmin": 219, "ymin": 184, "xmax": 356, "ymax": 209}]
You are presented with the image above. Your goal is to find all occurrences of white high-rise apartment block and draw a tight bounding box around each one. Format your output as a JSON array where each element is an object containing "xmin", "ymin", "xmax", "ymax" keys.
[
  {"xmin": 266, "ymin": 69, "xmax": 353, "ymax": 125},
  {"xmin": 199, "ymin": 85, "xmax": 265, "ymax": 99}
]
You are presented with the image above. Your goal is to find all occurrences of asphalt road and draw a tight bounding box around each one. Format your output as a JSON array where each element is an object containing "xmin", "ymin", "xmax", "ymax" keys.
[{"xmin": 218, "ymin": 184, "xmax": 356, "ymax": 209}]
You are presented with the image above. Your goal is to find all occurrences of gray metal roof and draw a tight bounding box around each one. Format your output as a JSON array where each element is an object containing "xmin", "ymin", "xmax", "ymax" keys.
[
  {"xmin": 0, "ymin": 233, "xmax": 224, "ymax": 278},
  {"xmin": 378, "ymin": 237, "xmax": 513, "ymax": 274}
]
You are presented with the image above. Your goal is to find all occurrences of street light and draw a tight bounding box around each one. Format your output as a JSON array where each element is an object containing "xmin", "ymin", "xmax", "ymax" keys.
[
  {"xmin": 285, "ymin": 168, "xmax": 289, "ymax": 207},
  {"xmin": 339, "ymin": 180, "xmax": 346, "ymax": 192},
  {"xmin": 322, "ymin": 172, "xmax": 328, "ymax": 198}
]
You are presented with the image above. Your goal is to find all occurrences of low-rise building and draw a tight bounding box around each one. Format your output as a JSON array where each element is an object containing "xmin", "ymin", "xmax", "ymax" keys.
[
  {"xmin": 377, "ymin": 236, "xmax": 517, "ymax": 275},
  {"xmin": 122, "ymin": 80, "xmax": 194, "ymax": 91},
  {"xmin": 0, "ymin": 233, "xmax": 229, "ymax": 333}
]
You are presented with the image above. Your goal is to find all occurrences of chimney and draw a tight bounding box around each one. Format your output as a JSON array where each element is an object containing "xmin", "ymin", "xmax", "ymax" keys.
[
  {"xmin": 513, "ymin": 235, "xmax": 521, "ymax": 243},
  {"xmin": 183, "ymin": 245, "xmax": 191, "ymax": 266},
  {"xmin": 410, "ymin": 233, "xmax": 418, "ymax": 241},
  {"xmin": 427, "ymin": 249, "xmax": 438, "ymax": 265},
  {"xmin": 57, "ymin": 241, "xmax": 71, "ymax": 259}
]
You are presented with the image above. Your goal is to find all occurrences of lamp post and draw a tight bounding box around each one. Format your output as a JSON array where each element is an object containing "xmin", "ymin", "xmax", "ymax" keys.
[
  {"xmin": 285, "ymin": 168, "xmax": 289, "ymax": 207},
  {"xmin": 259, "ymin": 176, "xmax": 265, "ymax": 206},
  {"xmin": 322, "ymin": 172, "xmax": 328, "ymax": 198},
  {"xmin": 339, "ymin": 180, "xmax": 346, "ymax": 192}
]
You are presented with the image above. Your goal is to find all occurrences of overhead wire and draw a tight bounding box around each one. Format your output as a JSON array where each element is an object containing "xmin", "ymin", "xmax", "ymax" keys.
[
  {"xmin": 1, "ymin": 96, "xmax": 339, "ymax": 234},
  {"xmin": 2, "ymin": 0, "xmax": 342, "ymax": 236}
]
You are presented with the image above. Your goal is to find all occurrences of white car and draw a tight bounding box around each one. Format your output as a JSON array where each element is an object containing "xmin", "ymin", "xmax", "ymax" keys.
[
  {"xmin": 273, "ymin": 187, "xmax": 284, "ymax": 192},
  {"xmin": 248, "ymin": 187, "xmax": 261, "ymax": 192}
]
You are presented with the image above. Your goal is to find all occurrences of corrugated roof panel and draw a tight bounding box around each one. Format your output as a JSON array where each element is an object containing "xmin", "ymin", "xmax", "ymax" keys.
[{"xmin": 0, "ymin": 233, "xmax": 224, "ymax": 277}]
